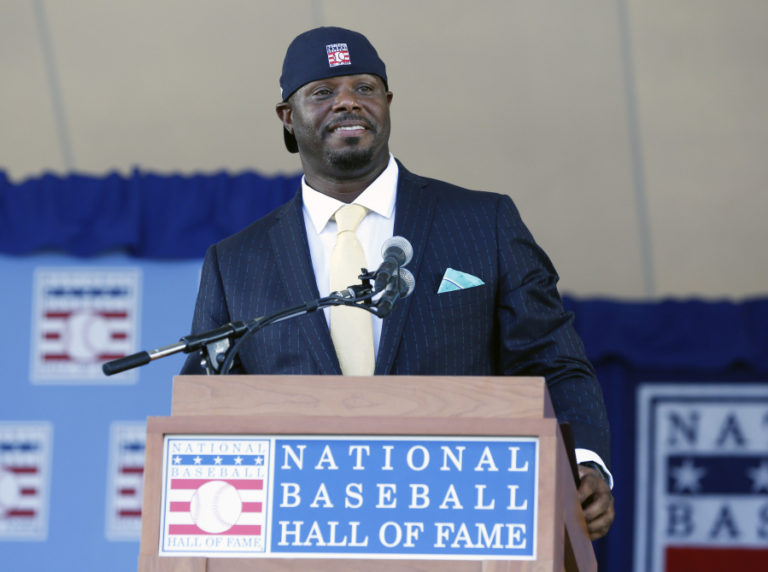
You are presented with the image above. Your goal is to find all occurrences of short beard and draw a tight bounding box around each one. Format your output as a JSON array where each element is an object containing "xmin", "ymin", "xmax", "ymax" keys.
[{"xmin": 326, "ymin": 143, "xmax": 375, "ymax": 173}]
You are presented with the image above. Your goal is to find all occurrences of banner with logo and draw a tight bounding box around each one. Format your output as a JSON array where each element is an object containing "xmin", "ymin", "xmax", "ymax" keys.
[
  {"xmin": 2, "ymin": 171, "xmax": 767, "ymax": 571},
  {"xmin": 635, "ymin": 384, "xmax": 768, "ymax": 571}
]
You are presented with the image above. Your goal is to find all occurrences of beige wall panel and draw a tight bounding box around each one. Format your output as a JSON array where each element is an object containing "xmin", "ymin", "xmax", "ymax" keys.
[
  {"xmin": 0, "ymin": 2, "xmax": 64, "ymax": 175},
  {"xmin": 2, "ymin": 1, "xmax": 767, "ymax": 299},
  {"xmin": 630, "ymin": 1, "xmax": 768, "ymax": 298},
  {"xmin": 37, "ymin": 0, "xmax": 317, "ymax": 176},
  {"xmin": 319, "ymin": 1, "xmax": 644, "ymax": 297},
  {"xmin": 2, "ymin": 0, "xmax": 644, "ymax": 298}
]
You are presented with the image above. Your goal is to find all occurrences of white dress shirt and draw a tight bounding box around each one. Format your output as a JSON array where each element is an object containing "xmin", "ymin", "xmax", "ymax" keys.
[{"xmin": 301, "ymin": 154, "xmax": 398, "ymax": 359}]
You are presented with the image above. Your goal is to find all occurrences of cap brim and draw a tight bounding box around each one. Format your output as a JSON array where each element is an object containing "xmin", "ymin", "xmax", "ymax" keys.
[{"xmin": 283, "ymin": 127, "xmax": 298, "ymax": 153}]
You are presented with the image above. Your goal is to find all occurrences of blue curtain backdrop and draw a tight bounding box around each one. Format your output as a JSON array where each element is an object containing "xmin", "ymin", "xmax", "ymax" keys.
[
  {"xmin": 1, "ymin": 170, "xmax": 767, "ymax": 571},
  {"xmin": 0, "ymin": 169, "xmax": 301, "ymax": 257}
]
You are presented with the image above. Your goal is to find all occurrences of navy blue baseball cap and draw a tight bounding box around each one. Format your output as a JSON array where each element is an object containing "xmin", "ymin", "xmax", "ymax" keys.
[{"xmin": 279, "ymin": 26, "xmax": 388, "ymax": 153}]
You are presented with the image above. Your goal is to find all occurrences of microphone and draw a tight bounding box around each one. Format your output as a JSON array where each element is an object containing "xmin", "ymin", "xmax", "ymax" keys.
[
  {"xmin": 376, "ymin": 268, "xmax": 416, "ymax": 317},
  {"xmin": 391, "ymin": 267, "xmax": 416, "ymax": 297},
  {"xmin": 374, "ymin": 236, "xmax": 413, "ymax": 292}
]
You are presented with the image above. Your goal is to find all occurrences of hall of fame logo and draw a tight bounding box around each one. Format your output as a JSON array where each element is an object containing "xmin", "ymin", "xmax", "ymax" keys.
[
  {"xmin": 635, "ymin": 384, "xmax": 768, "ymax": 571},
  {"xmin": 30, "ymin": 268, "xmax": 141, "ymax": 383},
  {"xmin": 105, "ymin": 422, "xmax": 145, "ymax": 541},
  {"xmin": 326, "ymin": 43, "xmax": 351, "ymax": 67},
  {"xmin": 0, "ymin": 422, "xmax": 53, "ymax": 540},
  {"xmin": 159, "ymin": 437, "xmax": 270, "ymax": 555}
]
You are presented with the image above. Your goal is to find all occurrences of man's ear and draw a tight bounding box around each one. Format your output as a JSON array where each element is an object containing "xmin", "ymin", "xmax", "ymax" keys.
[{"xmin": 275, "ymin": 102, "xmax": 292, "ymax": 132}]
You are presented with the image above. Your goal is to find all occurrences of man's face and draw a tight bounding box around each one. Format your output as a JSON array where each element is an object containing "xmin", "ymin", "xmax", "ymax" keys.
[{"xmin": 277, "ymin": 74, "xmax": 393, "ymax": 177}]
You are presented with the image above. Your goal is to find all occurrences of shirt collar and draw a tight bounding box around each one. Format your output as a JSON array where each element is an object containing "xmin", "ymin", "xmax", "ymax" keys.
[{"xmin": 302, "ymin": 154, "xmax": 398, "ymax": 234}]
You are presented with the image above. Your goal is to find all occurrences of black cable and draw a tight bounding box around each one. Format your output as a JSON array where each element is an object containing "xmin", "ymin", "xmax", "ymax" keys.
[{"xmin": 218, "ymin": 290, "xmax": 377, "ymax": 375}]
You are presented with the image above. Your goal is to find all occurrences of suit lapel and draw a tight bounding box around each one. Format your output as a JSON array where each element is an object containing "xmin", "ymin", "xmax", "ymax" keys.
[
  {"xmin": 375, "ymin": 165, "xmax": 437, "ymax": 374},
  {"xmin": 268, "ymin": 194, "xmax": 341, "ymax": 374}
]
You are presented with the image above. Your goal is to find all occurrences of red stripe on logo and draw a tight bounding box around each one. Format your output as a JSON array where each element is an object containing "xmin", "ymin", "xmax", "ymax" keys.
[
  {"xmin": 45, "ymin": 312, "xmax": 72, "ymax": 319},
  {"xmin": 6, "ymin": 466, "xmax": 38, "ymax": 474},
  {"xmin": 99, "ymin": 353, "xmax": 127, "ymax": 361},
  {"xmin": 667, "ymin": 547, "xmax": 768, "ymax": 571},
  {"xmin": 43, "ymin": 332, "xmax": 61, "ymax": 340},
  {"xmin": 43, "ymin": 354, "xmax": 71, "ymax": 362},
  {"xmin": 119, "ymin": 488, "xmax": 136, "ymax": 496},
  {"xmin": 120, "ymin": 466, "xmax": 144, "ymax": 475},
  {"xmin": 111, "ymin": 332, "xmax": 128, "ymax": 340},
  {"xmin": 6, "ymin": 509, "xmax": 36, "ymax": 518},
  {"xmin": 119, "ymin": 509, "xmax": 142, "ymax": 517},
  {"xmin": 168, "ymin": 501, "xmax": 261, "ymax": 513},
  {"xmin": 20, "ymin": 488, "xmax": 38, "ymax": 496},
  {"xmin": 168, "ymin": 524, "xmax": 262, "ymax": 535},
  {"xmin": 170, "ymin": 501, "xmax": 191, "ymax": 512},
  {"xmin": 99, "ymin": 311, "xmax": 128, "ymax": 319},
  {"xmin": 171, "ymin": 479, "xmax": 264, "ymax": 490}
]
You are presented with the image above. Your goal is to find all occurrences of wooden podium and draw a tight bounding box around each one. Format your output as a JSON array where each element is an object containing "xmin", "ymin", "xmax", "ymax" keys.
[{"xmin": 138, "ymin": 375, "xmax": 596, "ymax": 571}]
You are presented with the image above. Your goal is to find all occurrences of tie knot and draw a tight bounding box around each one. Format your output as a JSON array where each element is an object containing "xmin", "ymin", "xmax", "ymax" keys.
[{"xmin": 334, "ymin": 204, "xmax": 368, "ymax": 234}]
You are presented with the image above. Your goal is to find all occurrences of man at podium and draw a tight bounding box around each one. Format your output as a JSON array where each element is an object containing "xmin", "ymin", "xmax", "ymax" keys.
[{"xmin": 181, "ymin": 26, "xmax": 615, "ymax": 540}]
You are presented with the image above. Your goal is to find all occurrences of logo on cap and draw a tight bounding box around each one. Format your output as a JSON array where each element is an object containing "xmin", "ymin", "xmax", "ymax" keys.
[{"xmin": 326, "ymin": 43, "xmax": 351, "ymax": 68}]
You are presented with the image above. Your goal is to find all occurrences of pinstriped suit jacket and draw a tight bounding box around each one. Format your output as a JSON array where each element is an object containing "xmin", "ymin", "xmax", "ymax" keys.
[{"xmin": 181, "ymin": 161, "xmax": 610, "ymax": 464}]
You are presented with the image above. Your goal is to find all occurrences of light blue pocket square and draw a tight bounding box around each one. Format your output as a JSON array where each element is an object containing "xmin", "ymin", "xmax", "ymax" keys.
[{"xmin": 438, "ymin": 268, "xmax": 485, "ymax": 293}]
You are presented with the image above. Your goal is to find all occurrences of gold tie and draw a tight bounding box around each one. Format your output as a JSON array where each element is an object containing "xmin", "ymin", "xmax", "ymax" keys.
[{"xmin": 330, "ymin": 204, "xmax": 375, "ymax": 375}]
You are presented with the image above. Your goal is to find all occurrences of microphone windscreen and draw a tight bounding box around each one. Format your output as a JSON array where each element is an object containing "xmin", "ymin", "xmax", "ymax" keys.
[
  {"xmin": 381, "ymin": 236, "xmax": 413, "ymax": 265},
  {"xmin": 396, "ymin": 268, "xmax": 416, "ymax": 297}
]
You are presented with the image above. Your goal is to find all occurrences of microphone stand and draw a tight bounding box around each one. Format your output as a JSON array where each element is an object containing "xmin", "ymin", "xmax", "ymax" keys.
[{"xmin": 102, "ymin": 268, "xmax": 394, "ymax": 377}]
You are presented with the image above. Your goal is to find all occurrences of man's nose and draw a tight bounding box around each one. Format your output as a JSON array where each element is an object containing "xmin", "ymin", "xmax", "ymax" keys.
[{"xmin": 331, "ymin": 87, "xmax": 361, "ymax": 112}]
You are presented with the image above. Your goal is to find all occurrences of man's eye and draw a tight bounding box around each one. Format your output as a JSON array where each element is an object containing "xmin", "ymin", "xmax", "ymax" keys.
[{"xmin": 313, "ymin": 88, "xmax": 332, "ymax": 97}]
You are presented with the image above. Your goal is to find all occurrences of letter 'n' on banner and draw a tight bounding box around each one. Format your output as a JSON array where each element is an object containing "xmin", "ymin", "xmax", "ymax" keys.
[{"xmin": 138, "ymin": 375, "xmax": 597, "ymax": 571}]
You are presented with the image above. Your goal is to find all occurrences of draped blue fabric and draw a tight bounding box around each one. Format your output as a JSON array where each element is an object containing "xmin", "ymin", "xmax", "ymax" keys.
[
  {"xmin": 1, "ymin": 169, "xmax": 766, "ymax": 570},
  {"xmin": 567, "ymin": 298, "xmax": 768, "ymax": 373},
  {"xmin": 0, "ymin": 169, "xmax": 301, "ymax": 257}
]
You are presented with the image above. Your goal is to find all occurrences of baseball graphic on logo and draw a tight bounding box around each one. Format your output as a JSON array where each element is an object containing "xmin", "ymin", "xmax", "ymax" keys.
[
  {"xmin": 66, "ymin": 310, "xmax": 111, "ymax": 363},
  {"xmin": 189, "ymin": 481, "xmax": 242, "ymax": 533}
]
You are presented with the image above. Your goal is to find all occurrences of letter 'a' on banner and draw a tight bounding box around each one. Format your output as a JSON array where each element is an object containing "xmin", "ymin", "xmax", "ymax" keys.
[{"xmin": 138, "ymin": 375, "xmax": 597, "ymax": 571}]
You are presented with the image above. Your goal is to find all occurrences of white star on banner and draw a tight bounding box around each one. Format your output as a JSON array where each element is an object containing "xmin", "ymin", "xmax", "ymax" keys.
[
  {"xmin": 747, "ymin": 460, "xmax": 768, "ymax": 492},
  {"xmin": 173, "ymin": 456, "xmax": 182, "ymax": 464},
  {"xmin": 670, "ymin": 458, "xmax": 706, "ymax": 492},
  {"xmin": 193, "ymin": 456, "xmax": 202, "ymax": 465},
  {"xmin": 234, "ymin": 456, "xmax": 243, "ymax": 465},
  {"xmin": 214, "ymin": 456, "xmax": 222, "ymax": 465}
]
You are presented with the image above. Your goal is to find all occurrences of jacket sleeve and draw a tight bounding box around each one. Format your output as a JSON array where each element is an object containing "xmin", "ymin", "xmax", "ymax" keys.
[{"xmin": 494, "ymin": 195, "xmax": 611, "ymax": 466}]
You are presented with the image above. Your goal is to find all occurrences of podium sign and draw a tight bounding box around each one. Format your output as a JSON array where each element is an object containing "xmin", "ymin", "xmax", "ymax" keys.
[
  {"xmin": 139, "ymin": 376, "xmax": 597, "ymax": 571},
  {"xmin": 158, "ymin": 435, "xmax": 538, "ymax": 560}
]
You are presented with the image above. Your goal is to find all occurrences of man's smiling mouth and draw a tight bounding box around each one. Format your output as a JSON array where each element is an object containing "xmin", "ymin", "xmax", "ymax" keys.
[{"xmin": 334, "ymin": 125, "xmax": 366, "ymax": 131}]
